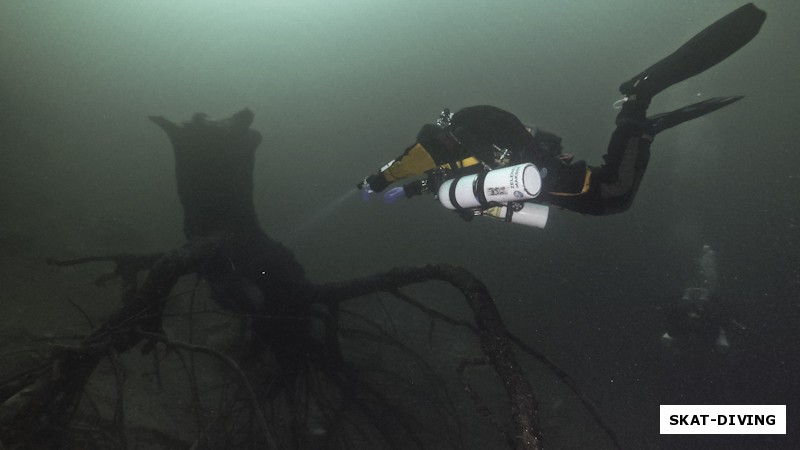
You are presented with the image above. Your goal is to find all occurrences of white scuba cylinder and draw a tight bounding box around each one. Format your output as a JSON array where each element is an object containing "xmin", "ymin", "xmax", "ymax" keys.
[
  {"xmin": 482, "ymin": 202, "xmax": 550, "ymax": 229},
  {"xmin": 437, "ymin": 163, "xmax": 542, "ymax": 210}
]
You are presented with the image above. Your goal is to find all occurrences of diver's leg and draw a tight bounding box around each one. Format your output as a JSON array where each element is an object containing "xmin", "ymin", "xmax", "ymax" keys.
[
  {"xmin": 620, "ymin": 3, "xmax": 766, "ymax": 104},
  {"xmin": 552, "ymin": 4, "xmax": 766, "ymax": 216},
  {"xmin": 595, "ymin": 97, "xmax": 743, "ymax": 213},
  {"xmin": 548, "ymin": 120, "xmax": 652, "ymax": 215},
  {"xmin": 601, "ymin": 4, "xmax": 766, "ymax": 212},
  {"xmin": 591, "ymin": 123, "xmax": 653, "ymax": 215},
  {"xmin": 597, "ymin": 97, "xmax": 742, "ymax": 213}
]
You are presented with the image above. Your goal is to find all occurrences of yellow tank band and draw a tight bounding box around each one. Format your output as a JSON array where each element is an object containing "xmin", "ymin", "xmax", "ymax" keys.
[
  {"xmin": 441, "ymin": 156, "xmax": 481, "ymax": 171},
  {"xmin": 460, "ymin": 156, "xmax": 481, "ymax": 167}
]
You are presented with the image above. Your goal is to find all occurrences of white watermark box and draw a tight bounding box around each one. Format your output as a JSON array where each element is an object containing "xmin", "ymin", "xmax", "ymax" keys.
[{"xmin": 660, "ymin": 405, "xmax": 786, "ymax": 434}]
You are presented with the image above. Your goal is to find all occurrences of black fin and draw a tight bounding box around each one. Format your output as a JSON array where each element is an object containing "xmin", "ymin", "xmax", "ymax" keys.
[
  {"xmin": 646, "ymin": 96, "xmax": 743, "ymax": 134},
  {"xmin": 620, "ymin": 3, "xmax": 766, "ymax": 100}
]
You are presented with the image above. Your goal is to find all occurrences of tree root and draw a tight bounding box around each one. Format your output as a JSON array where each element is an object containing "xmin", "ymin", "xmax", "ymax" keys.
[{"xmin": 0, "ymin": 246, "xmax": 631, "ymax": 449}]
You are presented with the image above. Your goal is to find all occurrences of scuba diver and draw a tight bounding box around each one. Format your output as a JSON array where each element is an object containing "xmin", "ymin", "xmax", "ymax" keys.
[
  {"xmin": 357, "ymin": 4, "xmax": 766, "ymax": 228},
  {"xmin": 656, "ymin": 245, "xmax": 746, "ymax": 406},
  {"xmin": 661, "ymin": 245, "xmax": 733, "ymax": 353}
]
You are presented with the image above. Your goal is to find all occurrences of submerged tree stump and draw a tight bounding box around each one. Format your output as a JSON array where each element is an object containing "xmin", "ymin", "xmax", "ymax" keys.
[{"xmin": 0, "ymin": 108, "xmax": 622, "ymax": 450}]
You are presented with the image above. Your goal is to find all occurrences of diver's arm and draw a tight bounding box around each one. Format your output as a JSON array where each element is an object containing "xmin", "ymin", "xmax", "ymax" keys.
[
  {"xmin": 381, "ymin": 143, "xmax": 440, "ymax": 184},
  {"xmin": 358, "ymin": 116, "xmax": 499, "ymax": 193},
  {"xmin": 358, "ymin": 122, "xmax": 478, "ymax": 193},
  {"xmin": 358, "ymin": 142, "xmax": 439, "ymax": 193}
]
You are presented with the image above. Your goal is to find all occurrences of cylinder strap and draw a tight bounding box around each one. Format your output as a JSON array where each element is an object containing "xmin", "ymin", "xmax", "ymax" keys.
[
  {"xmin": 448, "ymin": 178, "xmax": 462, "ymax": 210},
  {"xmin": 474, "ymin": 172, "xmax": 489, "ymax": 207},
  {"xmin": 504, "ymin": 206, "xmax": 514, "ymax": 223}
]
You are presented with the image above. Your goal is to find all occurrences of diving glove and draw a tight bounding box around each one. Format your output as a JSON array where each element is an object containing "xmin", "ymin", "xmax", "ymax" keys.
[{"xmin": 357, "ymin": 173, "xmax": 389, "ymax": 193}]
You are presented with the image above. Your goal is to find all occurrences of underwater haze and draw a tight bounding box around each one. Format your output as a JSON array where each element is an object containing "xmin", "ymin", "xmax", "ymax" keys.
[{"xmin": 2, "ymin": 1, "xmax": 799, "ymax": 449}]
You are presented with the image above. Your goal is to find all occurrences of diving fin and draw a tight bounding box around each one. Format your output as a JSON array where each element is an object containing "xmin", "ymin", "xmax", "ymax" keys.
[
  {"xmin": 646, "ymin": 96, "xmax": 743, "ymax": 135},
  {"xmin": 620, "ymin": 3, "xmax": 766, "ymax": 101}
]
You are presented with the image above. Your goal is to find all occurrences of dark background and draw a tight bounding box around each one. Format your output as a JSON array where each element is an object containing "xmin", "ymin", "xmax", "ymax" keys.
[{"xmin": 1, "ymin": 1, "xmax": 797, "ymax": 448}]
